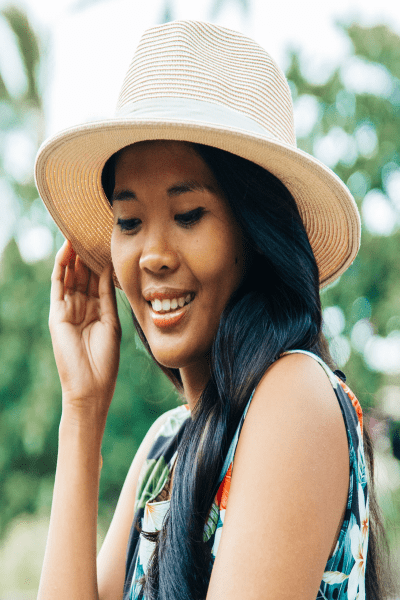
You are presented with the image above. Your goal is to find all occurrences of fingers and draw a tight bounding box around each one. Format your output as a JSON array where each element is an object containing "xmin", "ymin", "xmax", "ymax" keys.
[
  {"xmin": 51, "ymin": 240, "xmax": 76, "ymax": 303},
  {"xmin": 64, "ymin": 250, "xmax": 78, "ymax": 292},
  {"xmin": 87, "ymin": 268, "xmax": 100, "ymax": 299},
  {"xmin": 75, "ymin": 256, "xmax": 90, "ymax": 294},
  {"xmin": 51, "ymin": 242, "xmax": 114, "ymax": 322},
  {"xmin": 99, "ymin": 262, "xmax": 119, "ymax": 325},
  {"xmin": 51, "ymin": 241, "xmax": 94, "ymax": 303}
]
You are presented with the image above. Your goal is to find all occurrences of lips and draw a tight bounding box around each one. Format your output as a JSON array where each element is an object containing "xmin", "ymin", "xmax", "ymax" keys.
[
  {"xmin": 147, "ymin": 294, "xmax": 194, "ymax": 329},
  {"xmin": 143, "ymin": 288, "xmax": 196, "ymax": 329},
  {"xmin": 144, "ymin": 288, "xmax": 195, "ymax": 303}
]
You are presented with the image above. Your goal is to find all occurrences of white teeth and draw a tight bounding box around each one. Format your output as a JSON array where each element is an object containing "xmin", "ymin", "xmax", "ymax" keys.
[
  {"xmin": 162, "ymin": 299, "xmax": 171, "ymax": 311},
  {"xmin": 150, "ymin": 294, "xmax": 193, "ymax": 313},
  {"xmin": 153, "ymin": 298, "xmax": 162, "ymax": 312}
]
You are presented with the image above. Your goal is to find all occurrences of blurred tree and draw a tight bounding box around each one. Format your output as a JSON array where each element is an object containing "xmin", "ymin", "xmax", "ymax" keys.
[
  {"xmin": 0, "ymin": 8, "xmax": 399, "ymax": 582},
  {"xmin": 0, "ymin": 5, "xmax": 51, "ymax": 534}
]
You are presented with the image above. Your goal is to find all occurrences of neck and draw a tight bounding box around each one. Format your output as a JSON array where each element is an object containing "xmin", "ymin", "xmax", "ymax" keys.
[{"xmin": 179, "ymin": 356, "xmax": 211, "ymax": 411}]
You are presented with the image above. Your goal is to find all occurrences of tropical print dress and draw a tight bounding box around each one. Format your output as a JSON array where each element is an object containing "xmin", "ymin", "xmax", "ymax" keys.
[{"xmin": 123, "ymin": 350, "xmax": 369, "ymax": 600}]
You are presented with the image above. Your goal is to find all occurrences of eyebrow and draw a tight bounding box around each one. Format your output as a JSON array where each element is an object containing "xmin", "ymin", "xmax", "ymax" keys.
[
  {"xmin": 167, "ymin": 180, "xmax": 215, "ymax": 196},
  {"xmin": 111, "ymin": 180, "xmax": 215, "ymax": 203}
]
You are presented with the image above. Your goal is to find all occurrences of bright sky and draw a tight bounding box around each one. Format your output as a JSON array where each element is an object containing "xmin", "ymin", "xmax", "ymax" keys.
[{"xmin": 3, "ymin": 0, "xmax": 400, "ymax": 135}]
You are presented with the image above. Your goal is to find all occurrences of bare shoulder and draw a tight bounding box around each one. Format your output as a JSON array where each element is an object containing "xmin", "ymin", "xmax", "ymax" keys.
[
  {"xmin": 242, "ymin": 351, "xmax": 349, "ymax": 508},
  {"xmin": 207, "ymin": 353, "xmax": 349, "ymax": 600},
  {"xmin": 250, "ymin": 351, "xmax": 343, "ymax": 424},
  {"xmin": 238, "ymin": 351, "xmax": 349, "ymax": 489}
]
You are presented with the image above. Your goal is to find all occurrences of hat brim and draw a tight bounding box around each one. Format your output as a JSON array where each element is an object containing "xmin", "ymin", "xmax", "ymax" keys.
[{"xmin": 35, "ymin": 117, "xmax": 360, "ymax": 288}]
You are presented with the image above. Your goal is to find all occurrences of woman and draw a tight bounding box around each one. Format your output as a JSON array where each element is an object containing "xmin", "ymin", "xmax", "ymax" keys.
[{"xmin": 35, "ymin": 20, "xmax": 389, "ymax": 600}]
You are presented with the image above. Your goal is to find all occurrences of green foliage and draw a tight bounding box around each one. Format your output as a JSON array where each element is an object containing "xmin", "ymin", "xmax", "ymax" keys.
[
  {"xmin": 346, "ymin": 23, "xmax": 400, "ymax": 78},
  {"xmin": 0, "ymin": 241, "xmax": 60, "ymax": 531},
  {"xmin": 1, "ymin": 6, "xmax": 41, "ymax": 106},
  {"xmin": 287, "ymin": 24, "xmax": 400, "ymax": 411},
  {"xmin": 0, "ymin": 10, "xmax": 400, "ymax": 573}
]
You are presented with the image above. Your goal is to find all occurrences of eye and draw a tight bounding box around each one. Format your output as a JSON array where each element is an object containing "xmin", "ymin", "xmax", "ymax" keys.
[
  {"xmin": 117, "ymin": 217, "xmax": 141, "ymax": 232},
  {"xmin": 175, "ymin": 207, "xmax": 206, "ymax": 228}
]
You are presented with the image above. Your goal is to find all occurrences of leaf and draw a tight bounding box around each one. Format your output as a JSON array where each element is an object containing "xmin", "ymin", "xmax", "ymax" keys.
[
  {"xmin": 203, "ymin": 501, "xmax": 219, "ymax": 542},
  {"xmin": 322, "ymin": 571, "xmax": 349, "ymax": 585},
  {"xmin": 135, "ymin": 457, "xmax": 170, "ymax": 510}
]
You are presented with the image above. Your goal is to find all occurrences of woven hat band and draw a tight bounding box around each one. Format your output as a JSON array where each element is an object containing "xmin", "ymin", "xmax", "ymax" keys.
[{"xmin": 116, "ymin": 97, "xmax": 272, "ymax": 139}]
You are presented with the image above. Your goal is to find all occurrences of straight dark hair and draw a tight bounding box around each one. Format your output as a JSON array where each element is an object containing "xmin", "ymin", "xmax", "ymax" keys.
[{"xmin": 102, "ymin": 142, "xmax": 392, "ymax": 599}]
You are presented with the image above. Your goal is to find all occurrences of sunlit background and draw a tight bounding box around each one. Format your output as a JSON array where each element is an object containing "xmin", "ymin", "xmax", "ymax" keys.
[{"xmin": 0, "ymin": 0, "xmax": 400, "ymax": 596}]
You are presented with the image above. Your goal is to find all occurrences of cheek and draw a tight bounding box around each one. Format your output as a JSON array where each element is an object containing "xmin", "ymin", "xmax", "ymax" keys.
[
  {"xmin": 111, "ymin": 235, "xmax": 140, "ymax": 301},
  {"xmin": 191, "ymin": 226, "xmax": 242, "ymax": 290}
]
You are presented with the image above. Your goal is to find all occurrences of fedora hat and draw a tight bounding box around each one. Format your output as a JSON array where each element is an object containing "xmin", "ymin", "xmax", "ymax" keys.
[{"xmin": 35, "ymin": 19, "xmax": 360, "ymax": 288}]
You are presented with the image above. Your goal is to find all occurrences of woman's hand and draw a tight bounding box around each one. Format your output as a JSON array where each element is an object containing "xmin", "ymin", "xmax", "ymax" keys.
[{"xmin": 49, "ymin": 240, "xmax": 122, "ymax": 426}]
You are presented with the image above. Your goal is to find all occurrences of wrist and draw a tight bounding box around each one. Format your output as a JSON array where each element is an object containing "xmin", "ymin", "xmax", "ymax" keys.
[
  {"xmin": 57, "ymin": 417, "xmax": 104, "ymax": 485},
  {"xmin": 61, "ymin": 393, "xmax": 110, "ymax": 427},
  {"xmin": 59, "ymin": 407, "xmax": 106, "ymax": 449}
]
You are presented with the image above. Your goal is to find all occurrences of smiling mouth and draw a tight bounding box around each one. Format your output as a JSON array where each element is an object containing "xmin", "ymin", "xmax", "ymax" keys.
[
  {"xmin": 148, "ymin": 293, "xmax": 195, "ymax": 314},
  {"xmin": 148, "ymin": 294, "xmax": 195, "ymax": 329}
]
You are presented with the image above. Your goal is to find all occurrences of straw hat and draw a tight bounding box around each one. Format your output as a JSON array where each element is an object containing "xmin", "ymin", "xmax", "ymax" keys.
[{"xmin": 35, "ymin": 20, "xmax": 360, "ymax": 288}]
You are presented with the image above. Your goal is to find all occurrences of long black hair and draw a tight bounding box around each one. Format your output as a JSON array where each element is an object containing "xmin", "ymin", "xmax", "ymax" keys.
[{"xmin": 103, "ymin": 142, "xmax": 391, "ymax": 600}]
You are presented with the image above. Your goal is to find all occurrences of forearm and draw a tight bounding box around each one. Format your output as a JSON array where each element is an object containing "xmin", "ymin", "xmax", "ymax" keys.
[{"xmin": 38, "ymin": 412, "xmax": 105, "ymax": 600}]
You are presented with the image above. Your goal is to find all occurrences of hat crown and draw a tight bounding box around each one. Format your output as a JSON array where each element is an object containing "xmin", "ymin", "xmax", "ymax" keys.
[{"xmin": 116, "ymin": 20, "xmax": 296, "ymax": 147}]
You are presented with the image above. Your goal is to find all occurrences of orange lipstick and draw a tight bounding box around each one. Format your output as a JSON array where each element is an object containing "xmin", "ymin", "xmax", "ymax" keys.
[{"xmin": 150, "ymin": 305, "xmax": 188, "ymax": 329}]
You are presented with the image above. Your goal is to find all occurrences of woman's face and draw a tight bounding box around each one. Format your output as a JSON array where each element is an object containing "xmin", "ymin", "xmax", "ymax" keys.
[{"xmin": 110, "ymin": 140, "xmax": 245, "ymax": 370}]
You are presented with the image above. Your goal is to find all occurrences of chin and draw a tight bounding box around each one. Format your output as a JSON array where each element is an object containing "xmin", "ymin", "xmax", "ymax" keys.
[
  {"xmin": 151, "ymin": 350, "xmax": 190, "ymax": 370},
  {"xmin": 150, "ymin": 344, "xmax": 208, "ymax": 371}
]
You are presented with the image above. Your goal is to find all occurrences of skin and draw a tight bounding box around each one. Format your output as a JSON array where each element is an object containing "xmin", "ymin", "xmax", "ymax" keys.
[
  {"xmin": 110, "ymin": 140, "xmax": 246, "ymax": 407},
  {"xmin": 38, "ymin": 140, "xmax": 349, "ymax": 600}
]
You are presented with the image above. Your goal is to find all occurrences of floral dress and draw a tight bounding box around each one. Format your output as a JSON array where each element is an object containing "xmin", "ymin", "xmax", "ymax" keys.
[{"xmin": 123, "ymin": 350, "xmax": 369, "ymax": 600}]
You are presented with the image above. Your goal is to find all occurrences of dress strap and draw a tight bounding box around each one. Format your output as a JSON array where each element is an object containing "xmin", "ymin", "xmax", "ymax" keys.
[{"xmin": 283, "ymin": 349, "xmax": 339, "ymax": 387}]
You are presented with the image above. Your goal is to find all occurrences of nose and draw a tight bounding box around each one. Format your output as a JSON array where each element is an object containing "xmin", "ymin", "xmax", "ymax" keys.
[{"xmin": 139, "ymin": 230, "xmax": 179, "ymax": 274}]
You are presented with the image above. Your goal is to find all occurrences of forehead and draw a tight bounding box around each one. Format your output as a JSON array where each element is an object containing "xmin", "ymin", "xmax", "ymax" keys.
[{"xmin": 114, "ymin": 140, "xmax": 218, "ymax": 187}]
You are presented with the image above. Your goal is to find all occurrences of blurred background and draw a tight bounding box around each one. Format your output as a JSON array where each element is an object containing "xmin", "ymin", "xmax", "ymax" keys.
[{"xmin": 0, "ymin": 0, "xmax": 400, "ymax": 596}]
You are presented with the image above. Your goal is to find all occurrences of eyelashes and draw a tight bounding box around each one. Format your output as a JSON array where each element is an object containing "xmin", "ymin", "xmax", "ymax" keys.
[
  {"xmin": 175, "ymin": 207, "xmax": 206, "ymax": 227},
  {"xmin": 117, "ymin": 218, "xmax": 140, "ymax": 232},
  {"xmin": 117, "ymin": 207, "xmax": 206, "ymax": 232}
]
